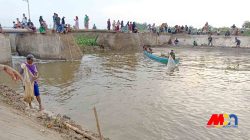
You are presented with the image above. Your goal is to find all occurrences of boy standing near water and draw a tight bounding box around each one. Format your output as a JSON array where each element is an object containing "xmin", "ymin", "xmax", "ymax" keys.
[
  {"xmin": 235, "ymin": 37, "xmax": 241, "ymax": 48},
  {"xmin": 20, "ymin": 54, "xmax": 43, "ymax": 111}
]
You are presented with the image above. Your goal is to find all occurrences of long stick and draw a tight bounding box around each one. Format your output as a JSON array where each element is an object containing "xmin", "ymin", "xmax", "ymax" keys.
[
  {"xmin": 93, "ymin": 107, "xmax": 103, "ymax": 140},
  {"xmin": 63, "ymin": 122, "xmax": 98, "ymax": 140}
]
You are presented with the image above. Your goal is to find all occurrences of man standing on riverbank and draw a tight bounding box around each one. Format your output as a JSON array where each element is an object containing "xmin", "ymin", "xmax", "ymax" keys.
[
  {"xmin": 20, "ymin": 54, "xmax": 43, "ymax": 111},
  {"xmin": 235, "ymin": 37, "xmax": 241, "ymax": 48},
  {"xmin": 0, "ymin": 24, "xmax": 2, "ymax": 33},
  {"xmin": 52, "ymin": 13, "xmax": 57, "ymax": 32},
  {"xmin": 208, "ymin": 35, "xmax": 213, "ymax": 46},
  {"xmin": 84, "ymin": 14, "xmax": 89, "ymax": 29},
  {"xmin": 107, "ymin": 19, "xmax": 111, "ymax": 30}
]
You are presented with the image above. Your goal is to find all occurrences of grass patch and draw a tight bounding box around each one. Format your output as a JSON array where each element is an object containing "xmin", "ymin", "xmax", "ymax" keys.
[
  {"xmin": 75, "ymin": 35, "xmax": 98, "ymax": 46},
  {"xmin": 242, "ymin": 29, "xmax": 250, "ymax": 36}
]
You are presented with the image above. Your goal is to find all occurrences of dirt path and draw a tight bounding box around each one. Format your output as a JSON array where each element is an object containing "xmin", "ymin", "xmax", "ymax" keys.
[{"xmin": 0, "ymin": 102, "xmax": 65, "ymax": 140}]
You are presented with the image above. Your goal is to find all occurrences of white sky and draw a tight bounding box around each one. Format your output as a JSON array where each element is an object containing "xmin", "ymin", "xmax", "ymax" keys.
[{"xmin": 0, "ymin": 0, "xmax": 249, "ymax": 29}]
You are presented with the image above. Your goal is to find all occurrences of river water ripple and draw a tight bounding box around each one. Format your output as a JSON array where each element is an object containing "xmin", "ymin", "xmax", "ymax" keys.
[{"xmin": 1, "ymin": 47, "xmax": 250, "ymax": 140}]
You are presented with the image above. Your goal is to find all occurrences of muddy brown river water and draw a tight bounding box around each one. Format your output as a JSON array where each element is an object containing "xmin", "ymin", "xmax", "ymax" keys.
[{"xmin": 1, "ymin": 47, "xmax": 250, "ymax": 140}]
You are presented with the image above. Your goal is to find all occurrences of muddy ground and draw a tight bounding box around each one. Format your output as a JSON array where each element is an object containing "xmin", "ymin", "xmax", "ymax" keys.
[{"xmin": 0, "ymin": 85, "xmax": 109, "ymax": 140}]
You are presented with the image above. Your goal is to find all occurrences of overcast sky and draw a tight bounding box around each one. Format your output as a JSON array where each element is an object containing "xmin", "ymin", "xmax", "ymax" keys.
[{"xmin": 0, "ymin": 0, "xmax": 249, "ymax": 29}]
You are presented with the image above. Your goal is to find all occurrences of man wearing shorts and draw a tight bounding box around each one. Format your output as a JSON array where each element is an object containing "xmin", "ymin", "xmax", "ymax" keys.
[{"xmin": 20, "ymin": 54, "xmax": 43, "ymax": 111}]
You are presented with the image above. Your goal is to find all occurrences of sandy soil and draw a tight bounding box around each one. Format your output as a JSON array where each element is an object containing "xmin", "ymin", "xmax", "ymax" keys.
[
  {"xmin": 0, "ymin": 85, "xmax": 108, "ymax": 140},
  {"xmin": 0, "ymin": 101, "xmax": 65, "ymax": 140}
]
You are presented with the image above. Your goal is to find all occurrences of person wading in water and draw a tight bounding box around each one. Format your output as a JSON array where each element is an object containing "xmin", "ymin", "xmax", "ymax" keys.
[{"xmin": 170, "ymin": 50, "xmax": 176, "ymax": 60}]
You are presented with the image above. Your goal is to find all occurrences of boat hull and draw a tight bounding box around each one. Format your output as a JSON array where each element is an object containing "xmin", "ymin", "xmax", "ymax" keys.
[{"xmin": 144, "ymin": 51, "xmax": 179, "ymax": 64}]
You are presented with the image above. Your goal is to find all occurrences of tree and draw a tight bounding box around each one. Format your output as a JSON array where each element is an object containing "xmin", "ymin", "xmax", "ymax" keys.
[{"xmin": 242, "ymin": 21, "xmax": 250, "ymax": 28}]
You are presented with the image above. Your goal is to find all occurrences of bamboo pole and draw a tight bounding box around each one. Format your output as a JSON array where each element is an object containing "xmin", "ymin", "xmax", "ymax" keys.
[
  {"xmin": 93, "ymin": 107, "xmax": 103, "ymax": 140},
  {"xmin": 63, "ymin": 122, "xmax": 98, "ymax": 140}
]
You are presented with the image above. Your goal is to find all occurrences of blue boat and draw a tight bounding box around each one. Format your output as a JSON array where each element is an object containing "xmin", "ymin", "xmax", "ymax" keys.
[{"xmin": 144, "ymin": 50, "xmax": 179, "ymax": 64}]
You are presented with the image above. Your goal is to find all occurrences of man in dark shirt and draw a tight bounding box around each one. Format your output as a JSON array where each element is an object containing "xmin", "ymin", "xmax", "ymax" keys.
[
  {"xmin": 61, "ymin": 17, "xmax": 65, "ymax": 25},
  {"xmin": 107, "ymin": 19, "xmax": 111, "ymax": 30},
  {"xmin": 235, "ymin": 37, "xmax": 241, "ymax": 48},
  {"xmin": 170, "ymin": 50, "xmax": 176, "ymax": 60},
  {"xmin": 208, "ymin": 35, "xmax": 213, "ymax": 46},
  {"xmin": 0, "ymin": 24, "xmax": 2, "ymax": 33},
  {"xmin": 27, "ymin": 19, "xmax": 36, "ymax": 32}
]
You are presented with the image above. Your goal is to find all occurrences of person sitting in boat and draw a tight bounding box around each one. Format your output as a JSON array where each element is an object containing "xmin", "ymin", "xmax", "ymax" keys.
[
  {"xmin": 170, "ymin": 50, "xmax": 176, "ymax": 60},
  {"xmin": 174, "ymin": 38, "xmax": 179, "ymax": 45}
]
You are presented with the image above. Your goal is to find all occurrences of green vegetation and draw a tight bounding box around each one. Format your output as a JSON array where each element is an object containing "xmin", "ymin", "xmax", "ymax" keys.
[
  {"xmin": 75, "ymin": 35, "xmax": 98, "ymax": 46},
  {"xmin": 242, "ymin": 29, "xmax": 250, "ymax": 36},
  {"xmin": 242, "ymin": 21, "xmax": 250, "ymax": 28},
  {"xmin": 136, "ymin": 23, "xmax": 148, "ymax": 32}
]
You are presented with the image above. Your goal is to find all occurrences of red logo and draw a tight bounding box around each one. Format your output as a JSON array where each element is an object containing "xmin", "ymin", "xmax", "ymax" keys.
[{"xmin": 207, "ymin": 114, "xmax": 238, "ymax": 128}]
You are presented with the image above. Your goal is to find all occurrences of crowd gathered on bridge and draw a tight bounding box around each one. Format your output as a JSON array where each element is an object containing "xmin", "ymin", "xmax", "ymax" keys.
[
  {"xmin": 0, "ymin": 12, "xmax": 245, "ymax": 37},
  {"xmin": 0, "ymin": 13, "xmax": 245, "ymax": 47},
  {"xmin": 0, "ymin": 12, "xmax": 242, "ymax": 34},
  {"xmin": 107, "ymin": 19, "xmax": 138, "ymax": 33},
  {"xmin": 7, "ymin": 13, "xmax": 92, "ymax": 34},
  {"xmin": 144, "ymin": 22, "xmax": 243, "ymax": 36}
]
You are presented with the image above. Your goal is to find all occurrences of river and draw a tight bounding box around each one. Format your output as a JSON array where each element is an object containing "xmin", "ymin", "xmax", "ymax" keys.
[{"xmin": 1, "ymin": 47, "xmax": 250, "ymax": 140}]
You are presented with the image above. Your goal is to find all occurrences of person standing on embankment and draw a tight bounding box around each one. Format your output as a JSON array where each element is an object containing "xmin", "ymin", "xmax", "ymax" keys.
[
  {"xmin": 84, "ymin": 14, "xmax": 89, "ymax": 29},
  {"xmin": 235, "ymin": 37, "xmax": 241, "ymax": 48},
  {"xmin": 20, "ymin": 54, "xmax": 44, "ymax": 111},
  {"xmin": 208, "ymin": 35, "xmax": 213, "ymax": 46},
  {"xmin": 107, "ymin": 19, "xmax": 111, "ymax": 30}
]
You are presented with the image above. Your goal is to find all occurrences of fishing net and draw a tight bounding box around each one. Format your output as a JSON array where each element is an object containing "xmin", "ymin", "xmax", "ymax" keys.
[
  {"xmin": 166, "ymin": 55, "xmax": 177, "ymax": 72},
  {"xmin": 21, "ymin": 64, "xmax": 34, "ymax": 104}
]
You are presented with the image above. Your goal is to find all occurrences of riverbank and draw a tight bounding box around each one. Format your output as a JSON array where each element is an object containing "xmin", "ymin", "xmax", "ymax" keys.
[
  {"xmin": 1, "ymin": 31, "xmax": 250, "ymax": 63},
  {"xmin": 0, "ymin": 85, "xmax": 108, "ymax": 140}
]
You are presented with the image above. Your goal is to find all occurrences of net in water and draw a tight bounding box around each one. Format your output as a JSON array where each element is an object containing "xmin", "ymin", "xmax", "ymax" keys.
[{"xmin": 166, "ymin": 55, "xmax": 178, "ymax": 73}]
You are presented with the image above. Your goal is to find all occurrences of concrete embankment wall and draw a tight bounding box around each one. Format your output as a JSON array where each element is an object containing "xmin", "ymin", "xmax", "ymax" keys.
[
  {"xmin": 15, "ymin": 33, "xmax": 83, "ymax": 60},
  {"xmin": 1, "ymin": 31, "xmax": 250, "ymax": 63},
  {"xmin": 0, "ymin": 34, "xmax": 11, "ymax": 63},
  {"xmin": 169, "ymin": 34, "xmax": 250, "ymax": 47},
  {"xmin": 83, "ymin": 32, "xmax": 250, "ymax": 49}
]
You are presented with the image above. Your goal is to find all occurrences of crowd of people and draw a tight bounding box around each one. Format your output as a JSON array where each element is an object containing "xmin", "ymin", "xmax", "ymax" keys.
[
  {"xmin": 51, "ymin": 13, "xmax": 93, "ymax": 33},
  {"xmin": 8, "ymin": 13, "xmax": 93, "ymax": 34},
  {"xmin": 145, "ymin": 22, "xmax": 244, "ymax": 37},
  {"xmin": 3, "ymin": 13, "xmax": 245, "ymax": 37},
  {"xmin": 147, "ymin": 23, "xmax": 191, "ymax": 34},
  {"xmin": 12, "ymin": 14, "xmax": 36, "ymax": 32},
  {"xmin": 0, "ymin": 14, "xmax": 245, "ymax": 47},
  {"xmin": 107, "ymin": 19, "xmax": 138, "ymax": 33},
  {"xmin": 52, "ymin": 13, "xmax": 71, "ymax": 33}
]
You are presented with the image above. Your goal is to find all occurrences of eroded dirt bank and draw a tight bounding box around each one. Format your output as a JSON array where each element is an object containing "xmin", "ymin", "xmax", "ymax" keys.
[{"xmin": 0, "ymin": 85, "xmax": 109, "ymax": 140}]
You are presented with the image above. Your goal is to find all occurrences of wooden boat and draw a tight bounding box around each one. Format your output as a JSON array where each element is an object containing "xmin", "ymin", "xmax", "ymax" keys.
[{"xmin": 144, "ymin": 50, "xmax": 179, "ymax": 64}]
